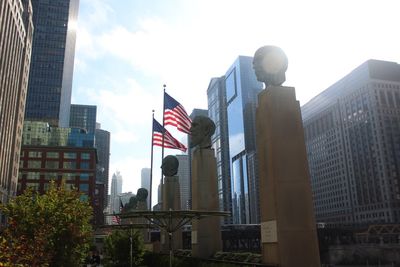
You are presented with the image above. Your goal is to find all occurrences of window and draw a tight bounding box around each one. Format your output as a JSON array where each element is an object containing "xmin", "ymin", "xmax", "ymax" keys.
[
  {"xmin": 46, "ymin": 161, "xmax": 59, "ymax": 169},
  {"xmin": 80, "ymin": 162, "xmax": 90, "ymax": 169},
  {"xmin": 64, "ymin": 152, "xmax": 76, "ymax": 159},
  {"xmin": 226, "ymin": 68, "xmax": 237, "ymax": 104},
  {"xmin": 61, "ymin": 173, "xmax": 75, "ymax": 181},
  {"xmin": 79, "ymin": 183, "xmax": 89, "ymax": 192},
  {"xmin": 81, "ymin": 153, "xmax": 90, "ymax": 160},
  {"xmin": 80, "ymin": 173, "xmax": 89, "ymax": 181},
  {"xmin": 26, "ymin": 182, "xmax": 39, "ymax": 191},
  {"xmin": 63, "ymin": 162, "xmax": 76, "ymax": 169},
  {"xmin": 27, "ymin": 172, "xmax": 40, "ymax": 180},
  {"xmin": 46, "ymin": 152, "xmax": 59, "ymax": 158},
  {"xmin": 29, "ymin": 151, "xmax": 42, "ymax": 158},
  {"xmin": 28, "ymin": 160, "xmax": 41, "ymax": 168}
]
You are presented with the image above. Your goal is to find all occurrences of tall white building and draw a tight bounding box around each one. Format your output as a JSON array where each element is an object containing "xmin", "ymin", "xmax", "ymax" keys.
[
  {"xmin": 176, "ymin": 155, "xmax": 190, "ymax": 210},
  {"xmin": 110, "ymin": 171, "xmax": 123, "ymax": 213},
  {"xmin": 141, "ymin": 168, "xmax": 151, "ymax": 208}
]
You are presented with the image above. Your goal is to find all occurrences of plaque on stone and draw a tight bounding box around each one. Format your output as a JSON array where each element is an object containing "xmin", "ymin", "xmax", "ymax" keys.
[{"xmin": 261, "ymin": 220, "xmax": 277, "ymax": 243}]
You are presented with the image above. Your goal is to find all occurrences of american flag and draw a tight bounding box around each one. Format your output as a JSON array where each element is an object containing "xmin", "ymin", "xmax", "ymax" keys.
[
  {"xmin": 164, "ymin": 92, "xmax": 192, "ymax": 134},
  {"xmin": 153, "ymin": 119, "xmax": 187, "ymax": 152},
  {"xmin": 112, "ymin": 213, "xmax": 120, "ymax": 225}
]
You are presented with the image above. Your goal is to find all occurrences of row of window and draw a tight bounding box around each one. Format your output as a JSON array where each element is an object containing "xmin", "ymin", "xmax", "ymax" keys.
[
  {"xmin": 26, "ymin": 151, "xmax": 91, "ymax": 159},
  {"xmin": 21, "ymin": 160, "xmax": 91, "ymax": 170}
]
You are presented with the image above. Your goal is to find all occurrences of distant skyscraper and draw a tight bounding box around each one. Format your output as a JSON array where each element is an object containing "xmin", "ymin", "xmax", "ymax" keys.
[
  {"xmin": 176, "ymin": 154, "xmax": 190, "ymax": 210},
  {"xmin": 25, "ymin": 0, "xmax": 79, "ymax": 127},
  {"xmin": 95, "ymin": 124, "xmax": 110, "ymax": 207},
  {"xmin": 224, "ymin": 56, "xmax": 262, "ymax": 224},
  {"xmin": 141, "ymin": 168, "xmax": 151, "ymax": 208},
  {"xmin": 69, "ymin": 104, "xmax": 97, "ymax": 133},
  {"xmin": 110, "ymin": 171, "xmax": 123, "ymax": 213},
  {"xmin": 0, "ymin": 0, "xmax": 33, "ymax": 210},
  {"xmin": 302, "ymin": 59, "xmax": 400, "ymax": 224},
  {"xmin": 207, "ymin": 77, "xmax": 232, "ymax": 223}
]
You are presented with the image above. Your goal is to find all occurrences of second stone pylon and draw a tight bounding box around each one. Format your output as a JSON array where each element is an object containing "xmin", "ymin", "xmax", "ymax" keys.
[{"xmin": 190, "ymin": 115, "xmax": 222, "ymax": 258}]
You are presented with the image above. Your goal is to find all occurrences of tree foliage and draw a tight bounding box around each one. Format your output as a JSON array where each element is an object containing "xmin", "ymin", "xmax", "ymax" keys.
[
  {"xmin": 0, "ymin": 182, "xmax": 93, "ymax": 267},
  {"xmin": 103, "ymin": 229, "xmax": 144, "ymax": 267}
]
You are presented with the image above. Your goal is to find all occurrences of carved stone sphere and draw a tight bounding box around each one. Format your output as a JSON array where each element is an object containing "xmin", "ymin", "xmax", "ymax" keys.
[
  {"xmin": 136, "ymin": 188, "xmax": 148, "ymax": 201},
  {"xmin": 189, "ymin": 115, "xmax": 216, "ymax": 149},
  {"xmin": 253, "ymin": 45, "xmax": 288, "ymax": 87},
  {"xmin": 161, "ymin": 155, "xmax": 179, "ymax": 176}
]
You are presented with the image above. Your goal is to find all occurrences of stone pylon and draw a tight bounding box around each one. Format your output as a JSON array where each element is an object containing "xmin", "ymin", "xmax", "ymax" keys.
[
  {"xmin": 162, "ymin": 175, "xmax": 182, "ymax": 251},
  {"xmin": 191, "ymin": 148, "xmax": 221, "ymax": 258},
  {"xmin": 256, "ymin": 86, "xmax": 320, "ymax": 267}
]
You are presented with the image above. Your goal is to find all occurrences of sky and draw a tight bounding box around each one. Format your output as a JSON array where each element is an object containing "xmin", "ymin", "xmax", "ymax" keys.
[{"xmin": 71, "ymin": 0, "xmax": 400, "ymax": 206}]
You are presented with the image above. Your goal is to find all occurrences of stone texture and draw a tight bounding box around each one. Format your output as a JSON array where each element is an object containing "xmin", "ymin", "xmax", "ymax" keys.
[
  {"xmin": 162, "ymin": 176, "xmax": 182, "ymax": 250},
  {"xmin": 191, "ymin": 148, "xmax": 221, "ymax": 258},
  {"xmin": 256, "ymin": 86, "xmax": 320, "ymax": 267}
]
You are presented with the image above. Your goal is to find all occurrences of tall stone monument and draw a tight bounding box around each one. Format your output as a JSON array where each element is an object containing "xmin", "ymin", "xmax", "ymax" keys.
[
  {"xmin": 161, "ymin": 155, "xmax": 182, "ymax": 250},
  {"xmin": 190, "ymin": 116, "xmax": 222, "ymax": 258},
  {"xmin": 254, "ymin": 46, "xmax": 320, "ymax": 267}
]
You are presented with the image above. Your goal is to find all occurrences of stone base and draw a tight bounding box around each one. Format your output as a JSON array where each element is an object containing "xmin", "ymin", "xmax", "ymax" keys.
[
  {"xmin": 256, "ymin": 86, "xmax": 320, "ymax": 267},
  {"xmin": 162, "ymin": 176, "xmax": 182, "ymax": 251},
  {"xmin": 191, "ymin": 148, "xmax": 221, "ymax": 258}
]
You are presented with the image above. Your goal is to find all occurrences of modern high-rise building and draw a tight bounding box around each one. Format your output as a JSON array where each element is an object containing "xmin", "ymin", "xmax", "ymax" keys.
[
  {"xmin": 302, "ymin": 59, "xmax": 400, "ymax": 225},
  {"xmin": 207, "ymin": 77, "xmax": 232, "ymax": 223},
  {"xmin": 176, "ymin": 154, "xmax": 190, "ymax": 210},
  {"xmin": 0, "ymin": 0, "xmax": 33, "ymax": 210},
  {"xmin": 110, "ymin": 171, "xmax": 123, "ymax": 213},
  {"xmin": 69, "ymin": 104, "xmax": 97, "ymax": 133},
  {"xmin": 224, "ymin": 56, "xmax": 263, "ymax": 224},
  {"xmin": 25, "ymin": 0, "xmax": 79, "ymax": 127},
  {"xmin": 141, "ymin": 168, "xmax": 151, "ymax": 208},
  {"xmin": 95, "ymin": 123, "xmax": 110, "ymax": 207}
]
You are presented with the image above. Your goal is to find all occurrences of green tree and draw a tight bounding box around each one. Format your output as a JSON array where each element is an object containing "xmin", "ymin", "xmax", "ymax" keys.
[
  {"xmin": 103, "ymin": 229, "xmax": 144, "ymax": 267},
  {"xmin": 0, "ymin": 182, "xmax": 93, "ymax": 267}
]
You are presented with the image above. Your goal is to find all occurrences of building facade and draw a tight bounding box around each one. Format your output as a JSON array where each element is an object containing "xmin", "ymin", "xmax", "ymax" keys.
[
  {"xmin": 302, "ymin": 59, "xmax": 400, "ymax": 225},
  {"xmin": 25, "ymin": 0, "xmax": 79, "ymax": 127},
  {"xmin": 110, "ymin": 171, "xmax": 123, "ymax": 213},
  {"xmin": 176, "ymin": 154, "xmax": 190, "ymax": 210},
  {"xmin": 69, "ymin": 104, "xmax": 97, "ymax": 133},
  {"xmin": 95, "ymin": 125, "xmax": 110, "ymax": 207},
  {"xmin": 224, "ymin": 56, "xmax": 262, "ymax": 224},
  {"xmin": 0, "ymin": 0, "xmax": 33, "ymax": 210},
  {"xmin": 141, "ymin": 168, "xmax": 151, "ymax": 208},
  {"xmin": 18, "ymin": 121, "xmax": 101, "ymax": 224},
  {"xmin": 207, "ymin": 77, "xmax": 232, "ymax": 223}
]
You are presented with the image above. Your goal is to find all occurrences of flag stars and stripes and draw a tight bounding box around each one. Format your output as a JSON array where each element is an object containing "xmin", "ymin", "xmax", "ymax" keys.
[{"xmin": 164, "ymin": 92, "xmax": 192, "ymax": 134}]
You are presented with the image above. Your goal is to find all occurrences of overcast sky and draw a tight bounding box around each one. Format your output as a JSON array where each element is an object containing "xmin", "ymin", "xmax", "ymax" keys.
[{"xmin": 71, "ymin": 0, "xmax": 400, "ymax": 205}]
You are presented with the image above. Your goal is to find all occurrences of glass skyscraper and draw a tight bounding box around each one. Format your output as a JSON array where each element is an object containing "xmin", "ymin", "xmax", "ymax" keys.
[
  {"xmin": 225, "ymin": 56, "xmax": 262, "ymax": 224},
  {"xmin": 95, "ymin": 125, "xmax": 110, "ymax": 207},
  {"xmin": 207, "ymin": 77, "xmax": 232, "ymax": 223},
  {"xmin": 69, "ymin": 104, "xmax": 97, "ymax": 134},
  {"xmin": 302, "ymin": 59, "xmax": 400, "ymax": 224},
  {"xmin": 25, "ymin": 0, "xmax": 79, "ymax": 127}
]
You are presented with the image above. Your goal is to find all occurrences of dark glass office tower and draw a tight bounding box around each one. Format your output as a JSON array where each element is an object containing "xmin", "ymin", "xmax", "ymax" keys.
[
  {"xmin": 95, "ymin": 125, "xmax": 110, "ymax": 207},
  {"xmin": 225, "ymin": 56, "xmax": 262, "ymax": 224},
  {"xmin": 0, "ymin": 0, "xmax": 33, "ymax": 210},
  {"xmin": 302, "ymin": 59, "xmax": 400, "ymax": 224},
  {"xmin": 207, "ymin": 77, "xmax": 232, "ymax": 223},
  {"xmin": 69, "ymin": 104, "xmax": 97, "ymax": 133},
  {"xmin": 25, "ymin": 0, "xmax": 79, "ymax": 127}
]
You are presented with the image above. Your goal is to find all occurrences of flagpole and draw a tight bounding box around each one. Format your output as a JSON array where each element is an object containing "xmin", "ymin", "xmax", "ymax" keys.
[
  {"xmin": 149, "ymin": 110, "xmax": 155, "ymax": 211},
  {"xmin": 161, "ymin": 84, "xmax": 166, "ymax": 196}
]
